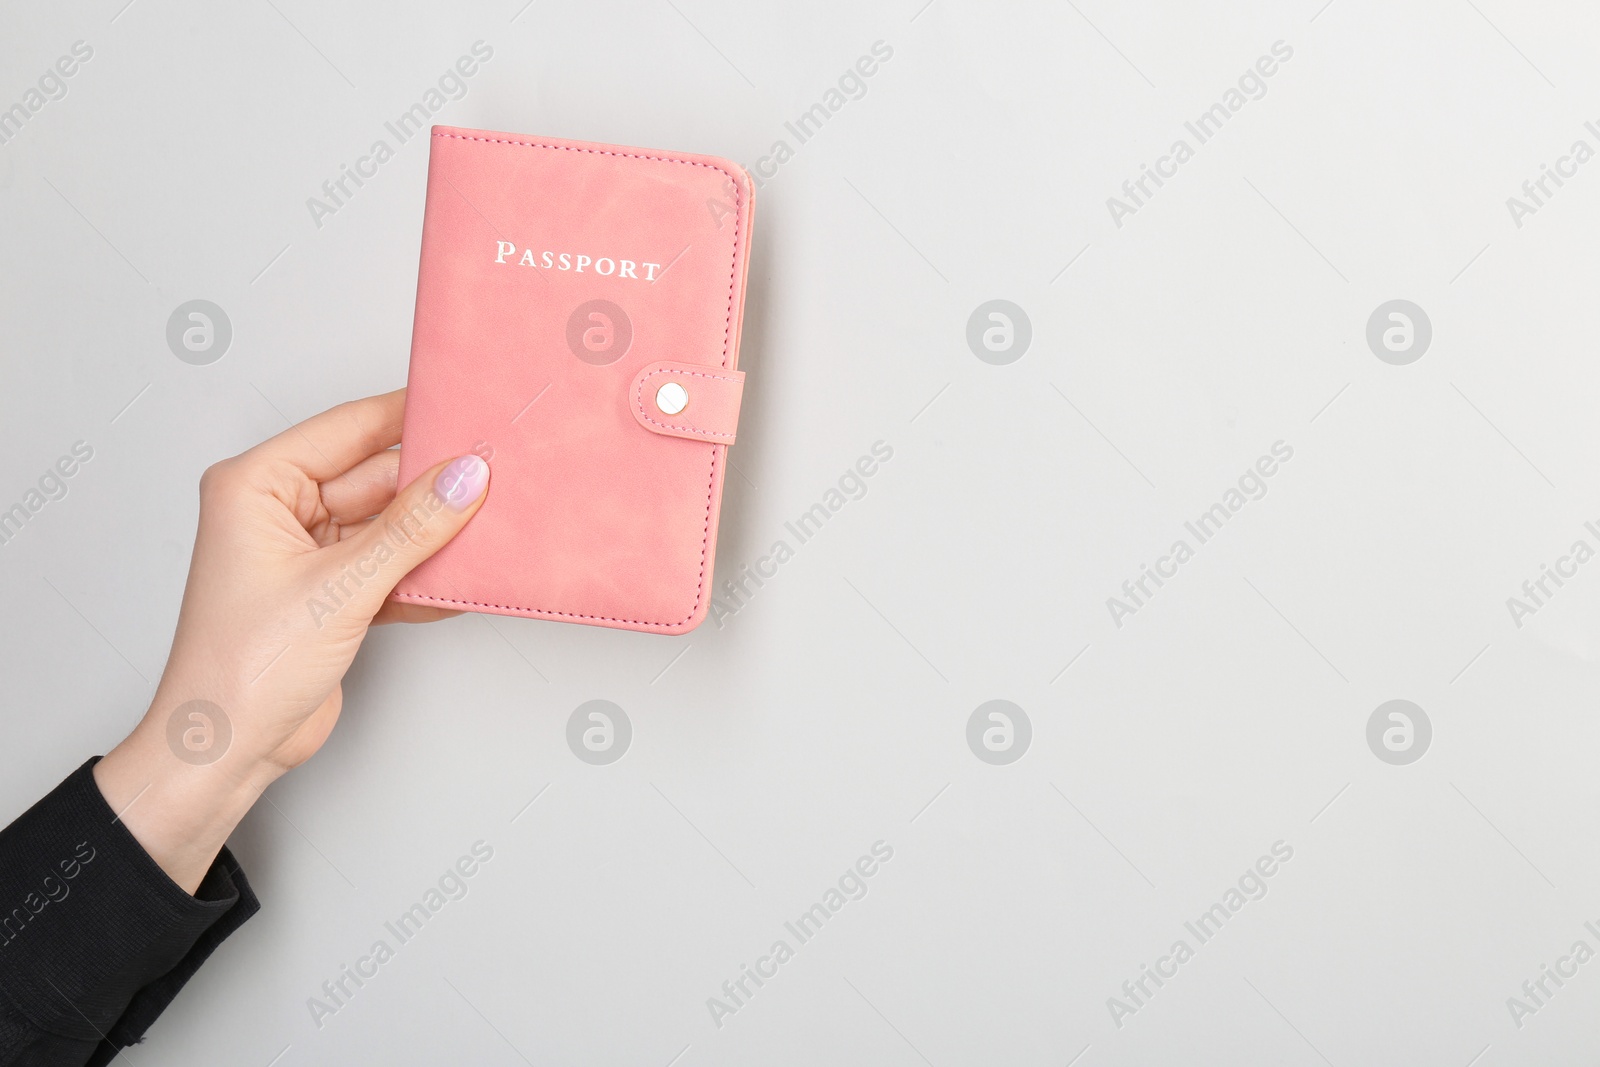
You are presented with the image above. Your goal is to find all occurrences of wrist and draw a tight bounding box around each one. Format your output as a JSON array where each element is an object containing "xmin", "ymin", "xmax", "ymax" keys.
[{"xmin": 94, "ymin": 714, "xmax": 283, "ymax": 894}]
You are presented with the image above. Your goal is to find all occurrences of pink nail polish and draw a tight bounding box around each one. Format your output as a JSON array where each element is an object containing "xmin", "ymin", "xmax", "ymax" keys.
[{"xmin": 436, "ymin": 455, "xmax": 490, "ymax": 511}]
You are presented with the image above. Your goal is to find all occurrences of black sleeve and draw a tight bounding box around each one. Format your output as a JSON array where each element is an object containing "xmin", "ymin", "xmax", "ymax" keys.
[{"xmin": 0, "ymin": 758, "xmax": 260, "ymax": 1067}]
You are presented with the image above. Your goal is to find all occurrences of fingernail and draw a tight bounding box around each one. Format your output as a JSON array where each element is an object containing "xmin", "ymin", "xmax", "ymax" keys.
[{"xmin": 436, "ymin": 455, "xmax": 490, "ymax": 511}]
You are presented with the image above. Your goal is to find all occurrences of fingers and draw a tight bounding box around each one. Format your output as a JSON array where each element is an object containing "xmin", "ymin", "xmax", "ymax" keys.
[
  {"xmin": 247, "ymin": 390, "xmax": 406, "ymax": 481},
  {"xmin": 336, "ymin": 518, "xmax": 373, "ymax": 542},
  {"xmin": 320, "ymin": 449, "xmax": 400, "ymax": 524},
  {"xmin": 371, "ymin": 601, "xmax": 464, "ymax": 625},
  {"xmin": 332, "ymin": 454, "xmax": 490, "ymax": 620}
]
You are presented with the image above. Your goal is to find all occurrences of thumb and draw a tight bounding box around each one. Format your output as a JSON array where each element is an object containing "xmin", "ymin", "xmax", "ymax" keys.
[{"xmin": 336, "ymin": 454, "xmax": 490, "ymax": 618}]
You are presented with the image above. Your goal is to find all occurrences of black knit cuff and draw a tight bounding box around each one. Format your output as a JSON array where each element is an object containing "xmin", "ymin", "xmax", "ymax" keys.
[{"xmin": 0, "ymin": 757, "xmax": 259, "ymax": 1050}]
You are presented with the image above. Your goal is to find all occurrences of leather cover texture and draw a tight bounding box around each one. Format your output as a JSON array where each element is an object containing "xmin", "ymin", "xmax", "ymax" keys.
[{"xmin": 392, "ymin": 125, "xmax": 755, "ymax": 634}]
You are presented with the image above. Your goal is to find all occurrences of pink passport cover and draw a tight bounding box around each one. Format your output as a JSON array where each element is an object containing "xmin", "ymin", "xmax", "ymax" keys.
[{"xmin": 392, "ymin": 126, "xmax": 755, "ymax": 634}]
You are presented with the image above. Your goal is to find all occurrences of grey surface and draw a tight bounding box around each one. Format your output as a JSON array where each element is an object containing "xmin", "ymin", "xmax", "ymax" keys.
[{"xmin": 2, "ymin": 0, "xmax": 1598, "ymax": 1063}]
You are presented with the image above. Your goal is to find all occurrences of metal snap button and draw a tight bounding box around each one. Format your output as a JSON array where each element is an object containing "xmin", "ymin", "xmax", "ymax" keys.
[{"xmin": 655, "ymin": 381, "xmax": 689, "ymax": 415}]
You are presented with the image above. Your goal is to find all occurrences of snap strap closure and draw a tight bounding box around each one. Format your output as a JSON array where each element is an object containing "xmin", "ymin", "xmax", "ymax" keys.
[{"xmin": 629, "ymin": 361, "xmax": 745, "ymax": 444}]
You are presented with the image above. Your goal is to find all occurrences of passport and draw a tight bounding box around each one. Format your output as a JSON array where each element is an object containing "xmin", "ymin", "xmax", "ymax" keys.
[{"xmin": 393, "ymin": 126, "xmax": 755, "ymax": 634}]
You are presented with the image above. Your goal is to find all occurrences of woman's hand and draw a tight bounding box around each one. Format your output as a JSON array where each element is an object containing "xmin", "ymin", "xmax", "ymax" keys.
[{"xmin": 93, "ymin": 390, "xmax": 489, "ymax": 892}]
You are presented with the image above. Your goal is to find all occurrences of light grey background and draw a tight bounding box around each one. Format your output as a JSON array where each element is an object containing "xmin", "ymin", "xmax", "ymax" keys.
[{"xmin": 2, "ymin": 0, "xmax": 1598, "ymax": 1063}]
